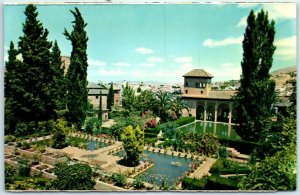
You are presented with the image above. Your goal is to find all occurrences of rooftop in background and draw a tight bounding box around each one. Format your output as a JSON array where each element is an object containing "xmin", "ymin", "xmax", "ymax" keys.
[
  {"xmin": 183, "ymin": 69, "xmax": 214, "ymax": 78},
  {"xmin": 87, "ymin": 82, "xmax": 109, "ymax": 95}
]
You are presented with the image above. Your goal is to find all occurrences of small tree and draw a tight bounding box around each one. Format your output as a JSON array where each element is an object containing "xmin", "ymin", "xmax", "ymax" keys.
[
  {"xmin": 51, "ymin": 119, "xmax": 69, "ymax": 149},
  {"xmin": 121, "ymin": 125, "xmax": 144, "ymax": 166},
  {"xmin": 51, "ymin": 162, "xmax": 95, "ymax": 190}
]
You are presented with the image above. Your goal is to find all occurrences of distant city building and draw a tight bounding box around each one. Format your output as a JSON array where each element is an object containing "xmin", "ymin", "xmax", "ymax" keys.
[
  {"xmin": 181, "ymin": 69, "xmax": 237, "ymax": 124},
  {"xmin": 87, "ymin": 82, "xmax": 109, "ymax": 121}
]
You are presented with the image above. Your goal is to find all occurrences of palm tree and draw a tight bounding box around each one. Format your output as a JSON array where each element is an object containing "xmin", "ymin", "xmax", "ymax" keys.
[
  {"xmin": 171, "ymin": 96, "xmax": 190, "ymax": 119},
  {"xmin": 155, "ymin": 90, "xmax": 172, "ymax": 122}
]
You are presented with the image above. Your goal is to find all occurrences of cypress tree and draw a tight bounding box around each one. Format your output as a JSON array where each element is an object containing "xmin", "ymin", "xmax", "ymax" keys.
[
  {"xmin": 64, "ymin": 7, "xmax": 89, "ymax": 129},
  {"xmin": 18, "ymin": 5, "xmax": 54, "ymax": 128},
  {"xmin": 98, "ymin": 91, "xmax": 102, "ymax": 121},
  {"xmin": 4, "ymin": 42, "xmax": 22, "ymax": 134},
  {"xmin": 50, "ymin": 40, "xmax": 66, "ymax": 115},
  {"xmin": 234, "ymin": 9, "xmax": 276, "ymax": 141},
  {"xmin": 107, "ymin": 82, "xmax": 114, "ymax": 111}
]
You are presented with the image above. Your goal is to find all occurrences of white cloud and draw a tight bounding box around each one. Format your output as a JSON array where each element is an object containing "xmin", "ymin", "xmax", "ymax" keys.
[
  {"xmin": 147, "ymin": 56, "xmax": 165, "ymax": 63},
  {"xmin": 237, "ymin": 3, "xmax": 259, "ymax": 9},
  {"xmin": 174, "ymin": 56, "xmax": 192, "ymax": 63},
  {"xmin": 203, "ymin": 36, "xmax": 243, "ymax": 47},
  {"xmin": 236, "ymin": 16, "xmax": 247, "ymax": 28},
  {"xmin": 221, "ymin": 62, "xmax": 233, "ymax": 68},
  {"xmin": 135, "ymin": 47, "xmax": 153, "ymax": 54},
  {"xmin": 236, "ymin": 3, "xmax": 296, "ymax": 28},
  {"xmin": 274, "ymin": 35, "xmax": 296, "ymax": 60},
  {"xmin": 263, "ymin": 3, "xmax": 296, "ymax": 20},
  {"xmin": 138, "ymin": 63, "xmax": 156, "ymax": 67},
  {"xmin": 88, "ymin": 59, "xmax": 106, "ymax": 66},
  {"xmin": 113, "ymin": 62, "xmax": 132, "ymax": 67},
  {"xmin": 206, "ymin": 64, "xmax": 242, "ymax": 80}
]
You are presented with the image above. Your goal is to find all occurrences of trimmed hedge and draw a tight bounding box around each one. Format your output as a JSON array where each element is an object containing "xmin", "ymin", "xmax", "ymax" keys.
[
  {"xmin": 181, "ymin": 177, "xmax": 207, "ymax": 190},
  {"xmin": 144, "ymin": 132, "xmax": 157, "ymax": 138},
  {"xmin": 219, "ymin": 138, "xmax": 261, "ymax": 155},
  {"xmin": 146, "ymin": 116, "xmax": 195, "ymax": 133},
  {"xmin": 182, "ymin": 175, "xmax": 241, "ymax": 190},
  {"xmin": 205, "ymin": 175, "xmax": 239, "ymax": 190},
  {"xmin": 210, "ymin": 158, "xmax": 251, "ymax": 175}
]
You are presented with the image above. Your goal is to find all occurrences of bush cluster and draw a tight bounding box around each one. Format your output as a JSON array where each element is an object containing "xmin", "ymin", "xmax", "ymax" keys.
[{"xmin": 210, "ymin": 158, "xmax": 251, "ymax": 175}]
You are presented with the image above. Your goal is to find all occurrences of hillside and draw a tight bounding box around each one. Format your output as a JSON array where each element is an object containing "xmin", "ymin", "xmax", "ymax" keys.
[{"xmin": 270, "ymin": 66, "xmax": 297, "ymax": 96}]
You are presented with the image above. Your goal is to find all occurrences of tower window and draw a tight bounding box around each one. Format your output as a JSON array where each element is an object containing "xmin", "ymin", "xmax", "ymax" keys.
[
  {"xmin": 185, "ymin": 90, "xmax": 188, "ymax": 94},
  {"xmin": 201, "ymin": 91, "xmax": 203, "ymax": 94},
  {"xmin": 96, "ymin": 96, "xmax": 98, "ymax": 99}
]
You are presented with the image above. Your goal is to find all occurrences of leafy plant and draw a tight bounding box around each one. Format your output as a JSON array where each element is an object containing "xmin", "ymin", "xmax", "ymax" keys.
[
  {"xmin": 111, "ymin": 173, "xmax": 127, "ymax": 187},
  {"xmin": 51, "ymin": 162, "xmax": 95, "ymax": 190}
]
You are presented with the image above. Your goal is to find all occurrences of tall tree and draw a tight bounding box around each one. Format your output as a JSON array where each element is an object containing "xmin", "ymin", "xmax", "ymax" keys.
[
  {"xmin": 234, "ymin": 9, "xmax": 276, "ymax": 141},
  {"xmin": 107, "ymin": 82, "xmax": 114, "ymax": 112},
  {"xmin": 4, "ymin": 42, "xmax": 22, "ymax": 134},
  {"xmin": 50, "ymin": 40, "xmax": 66, "ymax": 115},
  {"xmin": 18, "ymin": 4, "xmax": 54, "ymax": 127},
  {"xmin": 64, "ymin": 7, "xmax": 89, "ymax": 128}
]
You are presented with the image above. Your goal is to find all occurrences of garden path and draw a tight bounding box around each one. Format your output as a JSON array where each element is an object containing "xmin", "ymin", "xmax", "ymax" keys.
[{"xmin": 188, "ymin": 157, "xmax": 217, "ymax": 179}]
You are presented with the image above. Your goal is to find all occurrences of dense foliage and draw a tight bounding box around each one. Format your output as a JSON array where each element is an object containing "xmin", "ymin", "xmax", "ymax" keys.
[
  {"xmin": 51, "ymin": 162, "xmax": 95, "ymax": 190},
  {"xmin": 51, "ymin": 119, "xmax": 69, "ymax": 149},
  {"xmin": 120, "ymin": 125, "xmax": 144, "ymax": 166},
  {"xmin": 234, "ymin": 9, "xmax": 276, "ymax": 142},
  {"xmin": 64, "ymin": 7, "xmax": 89, "ymax": 129},
  {"xmin": 4, "ymin": 5, "xmax": 62, "ymax": 135}
]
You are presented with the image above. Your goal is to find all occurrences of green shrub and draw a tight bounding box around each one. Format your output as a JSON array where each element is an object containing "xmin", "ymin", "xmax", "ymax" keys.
[
  {"xmin": 205, "ymin": 175, "xmax": 239, "ymax": 190},
  {"xmin": 210, "ymin": 158, "xmax": 250, "ymax": 175},
  {"xmin": 17, "ymin": 158, "xmax": 31, "ymax": 177},
  {"xmin": 144, "ymin": 138, "xmax": 157, "ymax": 146},
  {"xmin": 51, "ymin": 162, "xmax": 96, "ymax": 190},
  {"xmin": 181, "ymin": 177, "xmax": 207, "ymax": 190},
  {"xmin": 220, "ymin": 139, "xmax": 261, "ymax": 155},
  {"xmin": 5, "ymin": 164, "xmax": 17, "ymax": 178},
  {"xmin": 4, "ymin": 135, "xmax": 16, "ymax": 144},
  {"xmin": 111, "ymin": 173, "xmax": 127, "ymax": 187},
  {"xmin": 51, "ymin": 119, "xmax": 69, "ymax": 149},
  {"xmin": 219, "ymin": 146, "xmax": 228, "ymax": 158},
  {"xmin": 133, "ymin": 178, "xmax": 145, "ymax": 189},
  {"xmin": 144, "ymin": 132, "xmax": 157, "ymax": 138},
  {"xmin": 21, "ymin": 142, "xmax": 31, "ymax": 150},
  {"xmin": 175, "ymin": 116, "xmax": 195, "ymax": 126}
]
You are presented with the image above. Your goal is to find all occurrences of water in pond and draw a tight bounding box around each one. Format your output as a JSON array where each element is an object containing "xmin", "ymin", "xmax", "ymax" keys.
[
  {"xmin": 178, "ymin": 121, "xmax": 241, "ymax": 140},
  {"xmin": 66, "ymin": 137, "xmax": 108, "ymax": 150},
  {"xmin": 115, "ymin": 150, "xmax": 194, "ymax": 186}
]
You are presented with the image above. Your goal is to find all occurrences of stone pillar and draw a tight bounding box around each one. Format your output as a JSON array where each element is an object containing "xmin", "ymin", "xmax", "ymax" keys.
[
  {"xmin": 214, "ymin": 102, "xmax": 218, "ymax": 123},
  {"xmin": 204, "ymin": 101, "xmax": 207, "ymax": 122},
  {"xmin": 228, "ymin": 103, "xmax": 233, "ymax": 124}
]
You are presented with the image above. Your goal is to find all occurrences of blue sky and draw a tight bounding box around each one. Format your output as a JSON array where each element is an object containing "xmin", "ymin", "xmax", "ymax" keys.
[{"xmin": 4, "ymin": 2, "xmax": 296, "ymax": 84}]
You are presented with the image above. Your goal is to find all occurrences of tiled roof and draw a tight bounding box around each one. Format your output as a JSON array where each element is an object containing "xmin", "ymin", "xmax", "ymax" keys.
[
  {"xmin": 183, "ymin": 69, "xmax": 214, "ymax": 78},
  {"xmin": 88, "ymin": 88, "xmax": 109, "ymax": 95},
  {"xmin": 87, "ymin": 82, "xmax": 109, "ymax": 95},
  {"xmin": 182, "ymin": 90, "xmax": 237, "ymax": 100},
  {"xmin": 87, "ymin": 82, "xmax": 106, "ymax": 89}
]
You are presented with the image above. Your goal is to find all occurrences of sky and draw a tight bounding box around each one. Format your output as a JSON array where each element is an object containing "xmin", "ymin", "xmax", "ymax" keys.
[{"xmin": 4, "ymin": 2, "xmax": 297, "ymax": 84}]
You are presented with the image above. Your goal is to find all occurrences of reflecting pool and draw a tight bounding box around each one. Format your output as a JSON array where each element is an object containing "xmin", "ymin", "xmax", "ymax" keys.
[{"xmin": 178, "ymin": 121, "xmax": 241, "ymax": 140}]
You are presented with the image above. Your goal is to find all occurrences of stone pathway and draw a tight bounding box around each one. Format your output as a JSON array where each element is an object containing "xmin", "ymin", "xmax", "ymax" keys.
[{"xmin": 188, "ymin": 158, "xmax": 217, "ymax": 179}]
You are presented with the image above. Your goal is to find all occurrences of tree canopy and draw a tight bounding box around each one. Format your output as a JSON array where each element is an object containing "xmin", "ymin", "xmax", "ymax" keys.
[
  {"xmin": 64, "ymin": 7, "xmax": 89, "ymax": 129},
  {"xmin": 234, "ymin": 9, "xmax": 276, "ymax": 141}
]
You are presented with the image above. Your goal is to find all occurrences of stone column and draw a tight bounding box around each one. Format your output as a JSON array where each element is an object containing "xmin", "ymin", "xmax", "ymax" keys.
[
  {"xmin": 228, "ymin": 103, "xmax": 233, "ymax": 124},
  {"xmin": 204, "ymin": 101, "xmax": 207, "ymax": 122},
  {"xmin": 214, "ymin": 102, "xmax": 218, "ymax": 123}
]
